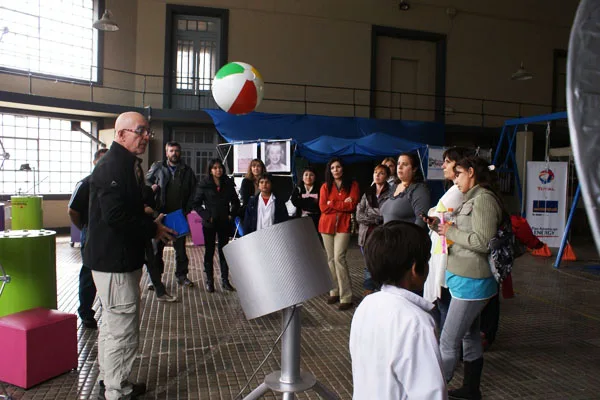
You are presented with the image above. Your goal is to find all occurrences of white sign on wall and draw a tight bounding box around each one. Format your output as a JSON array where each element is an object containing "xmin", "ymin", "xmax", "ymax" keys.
[
  {"xmin": 525, "ymin": 161, "xmax": 568, "ymax": 248},
  {"xmin": 427, "ymin": 147, "xmax": 445, "ymax": 180}
]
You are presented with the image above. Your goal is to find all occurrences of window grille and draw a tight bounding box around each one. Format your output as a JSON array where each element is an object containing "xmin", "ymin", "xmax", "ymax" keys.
[
  {"xmin": 0, "ymin": 113, "xmax": 96, "ymax": 195},
  {"xmin": 0, "ymin": 0, "xmax": 99, "ymax": 82}
]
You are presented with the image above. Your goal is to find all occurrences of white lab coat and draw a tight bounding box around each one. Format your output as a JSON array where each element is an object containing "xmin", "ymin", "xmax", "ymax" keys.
[{"xmin": 350, "ymin": 285, "xmax": 447, "ymax": 400}]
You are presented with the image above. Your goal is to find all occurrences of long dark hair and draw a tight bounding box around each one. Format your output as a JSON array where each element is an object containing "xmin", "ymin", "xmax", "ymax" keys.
[
  {"xmin": 442, "ymin": 146, "xmax": 474, "ymax": 163},
  {"xmin": 245, "ymin": 158, "xmax": 266, "ymax": 180},
  {"xmin": 325, "ymin": 157, "xmax": 353, "ymax": 193},
  {"xmin": 207, "ymin": 158, "xmax": 225, "ymax": 183},
  {"xmin": 395, "ymin": 152, "xmax": 424, "ymax": 185},
  {"xmin": 454, "ymin": 156, "xmax": 501, "ymax": 200}
]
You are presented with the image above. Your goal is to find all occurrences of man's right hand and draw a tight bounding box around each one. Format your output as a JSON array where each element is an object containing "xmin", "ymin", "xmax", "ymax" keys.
[
  {"xmin": 151, "ymin": 184, "xmax": 159, "ymax": 192},
  {"xmin": 154, "ymin": 213, "xmax": 177, "ymax": 243}
]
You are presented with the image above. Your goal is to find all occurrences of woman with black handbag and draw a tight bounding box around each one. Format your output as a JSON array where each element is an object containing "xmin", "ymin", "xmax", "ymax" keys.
[{"xmin": 424, "ymin": 156, "xmax": 502, "ymax": 400}]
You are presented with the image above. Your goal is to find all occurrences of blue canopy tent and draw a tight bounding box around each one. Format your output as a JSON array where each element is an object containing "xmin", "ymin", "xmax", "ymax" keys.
[
  {"xmin": 296, "ymin": 132, "xmax": 428, "ymax": 164},
  {"xmin": 204, "ymin": 110, "xmax": 444, "ymax": 146}
]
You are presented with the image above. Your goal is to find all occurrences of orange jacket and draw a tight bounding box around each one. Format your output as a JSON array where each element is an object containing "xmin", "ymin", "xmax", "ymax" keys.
[{"xmin": 318, "ymin": 181, "xmax": 360, "ymax": 234}]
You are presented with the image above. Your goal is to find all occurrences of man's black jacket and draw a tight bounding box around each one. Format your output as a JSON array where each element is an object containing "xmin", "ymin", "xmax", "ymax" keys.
[
  {"xmin": 84, "ymin": 141, "xmax": 157, "ymax": 273},
  {"xmin": 146, "ymin": 160, "xmax": 197, "ymax": 213}
]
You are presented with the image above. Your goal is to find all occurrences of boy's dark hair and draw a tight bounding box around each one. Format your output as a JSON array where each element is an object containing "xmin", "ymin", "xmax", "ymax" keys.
[
  {"xmin": 258, "ymin": 173, "xmax": 273, "ymax": 184},
  {"xmin": 93, "ymin": 148, "xmax": 108, "ymax": 162},
  {"xmin": 365, "ymin": 221, "xmax": 431, "ymax": 286}
]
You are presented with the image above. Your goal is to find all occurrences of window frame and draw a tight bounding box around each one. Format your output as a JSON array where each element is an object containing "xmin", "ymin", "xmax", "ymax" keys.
[
  {"xmin": 0, "ymin": 0, "xmax": 104, "ymax": 86},
  {"xmin": 163, "ymin": 5, "xmax": 229, "ymax": 109},
  {"xmin": 0, "ymin": 110, "xmax": 102, "ymax": 201}
]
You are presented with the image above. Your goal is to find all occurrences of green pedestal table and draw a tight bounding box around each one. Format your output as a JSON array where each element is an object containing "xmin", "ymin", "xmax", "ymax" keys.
[
  {"xmin": 0, "ymin": 229, "xmax": 56, "ymax": 318},
  {"xmin": 11, "ymin": 196, "xmax": 43, "ymax": 230}
]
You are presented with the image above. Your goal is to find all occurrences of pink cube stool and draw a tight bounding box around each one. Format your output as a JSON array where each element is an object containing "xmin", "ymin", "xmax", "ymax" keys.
[{"xmin": 0, "ymin": 307, "xmax": 77, "ymax": 389}]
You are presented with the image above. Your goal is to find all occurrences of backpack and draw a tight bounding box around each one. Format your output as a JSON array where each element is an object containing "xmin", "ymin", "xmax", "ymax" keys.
[{"xmin": 487, "ymin": 195, "xmax": 526, "ymax": 283}]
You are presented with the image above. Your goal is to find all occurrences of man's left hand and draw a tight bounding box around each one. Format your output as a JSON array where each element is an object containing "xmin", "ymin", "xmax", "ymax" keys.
[{"xmin": 154, "ymin": 213, "xmax": 177, "ymax": 243}]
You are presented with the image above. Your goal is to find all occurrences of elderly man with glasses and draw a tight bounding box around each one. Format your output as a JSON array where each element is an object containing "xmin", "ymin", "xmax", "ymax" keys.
[{"xmin": 84, "ymin": 111, "xmax": 175, "ymax": 400}]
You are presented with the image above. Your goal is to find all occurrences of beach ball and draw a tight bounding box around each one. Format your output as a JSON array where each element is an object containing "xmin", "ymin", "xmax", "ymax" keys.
[{"xmin": 212, "ymin": 62, "xmax": 264, "ymax": 115}]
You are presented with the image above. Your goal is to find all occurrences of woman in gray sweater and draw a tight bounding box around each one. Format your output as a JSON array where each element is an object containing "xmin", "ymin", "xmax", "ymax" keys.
[
  {"xmin": 426, "ymin": 156, "xmax": 502, "ymax": 400},
  {"xmin": 381, "ymin": 152, "xmax": 430, "ymax": 229}
]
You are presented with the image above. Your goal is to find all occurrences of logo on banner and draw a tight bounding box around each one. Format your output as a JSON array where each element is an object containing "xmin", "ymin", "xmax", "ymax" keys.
[
  {"xmin": 533, "ymin": 200, "xmax": 559, "ymax": 213},
  {"xmin": 538, "ymin": 169, "xmax": 555, "ymax": 184}
]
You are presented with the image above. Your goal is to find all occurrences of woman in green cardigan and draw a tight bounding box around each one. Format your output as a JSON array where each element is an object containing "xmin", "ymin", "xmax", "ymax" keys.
[{"xmin": 426, "ymin": 156, "xmax": 503, "ymax": 400}]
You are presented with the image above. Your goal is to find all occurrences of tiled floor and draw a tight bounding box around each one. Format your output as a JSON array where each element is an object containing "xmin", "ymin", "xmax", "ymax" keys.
[{"xmin": 2, "ymin": 234, "xmax": 600, "ymax": 399}]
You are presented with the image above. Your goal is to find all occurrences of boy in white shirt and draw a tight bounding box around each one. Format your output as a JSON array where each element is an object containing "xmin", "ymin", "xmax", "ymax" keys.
[
  {"xmin": 350, "ymin": 221, "xmax": 447, "ymax": 400},
  {"xmin": 242, "ymin": 174, "xmax": 288, "ymax": 234}
]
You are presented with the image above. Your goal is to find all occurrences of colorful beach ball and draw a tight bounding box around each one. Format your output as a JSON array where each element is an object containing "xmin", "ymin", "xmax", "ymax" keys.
[{"xmin": 212, "ymin": 62, "xmax": 264, "ymax": 115}]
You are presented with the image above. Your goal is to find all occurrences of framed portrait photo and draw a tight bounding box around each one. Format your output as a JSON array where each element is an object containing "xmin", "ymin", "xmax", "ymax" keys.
[
  {"xmin": 233, "ymin": 143, "xmax": 258, "ymax": 174},
  {"xmin": 261, "ymin": 140, "xmax": 292, "ymax": 173}
]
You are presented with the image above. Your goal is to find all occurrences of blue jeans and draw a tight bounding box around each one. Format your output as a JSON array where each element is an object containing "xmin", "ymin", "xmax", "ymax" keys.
[{"xmin": 78, "ymin": 227, "xmax": 97, "ymax": 321}]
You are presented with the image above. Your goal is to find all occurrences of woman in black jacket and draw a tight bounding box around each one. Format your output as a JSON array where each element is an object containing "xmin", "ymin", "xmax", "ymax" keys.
[
  {"xmin": 191, "ymin": 158, "xmax": 240, "ymax": 293},
  {"xmin": 290, "ymin": 166, "xmax": 321, "ymax": 232}
]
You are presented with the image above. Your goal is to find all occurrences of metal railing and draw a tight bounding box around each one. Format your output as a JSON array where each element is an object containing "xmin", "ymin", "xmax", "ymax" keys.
[{"xmin": 0, "ymin": 66, "xmax": 559, "ymax": 127}]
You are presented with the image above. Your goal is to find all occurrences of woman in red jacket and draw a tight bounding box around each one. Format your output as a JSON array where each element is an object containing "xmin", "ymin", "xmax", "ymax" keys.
[{"xmin": 319, "ymin": 157, "xmax": 360, "ymax": 311}]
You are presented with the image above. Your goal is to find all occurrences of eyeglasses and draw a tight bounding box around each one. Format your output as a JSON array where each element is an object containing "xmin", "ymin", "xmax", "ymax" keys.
[{"xmin": 120, "ymin": 127, "xmax": 155, "ymax": 139}]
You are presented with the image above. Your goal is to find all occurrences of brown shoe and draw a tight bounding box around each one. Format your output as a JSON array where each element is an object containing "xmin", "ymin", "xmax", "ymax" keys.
[
  {"xmin": 338, "ymin": 302, "xmax": 353, "ymax": 311},
  {"xmin": 326, "ymin": 295, "xmax": 340, "ymax": 304}
]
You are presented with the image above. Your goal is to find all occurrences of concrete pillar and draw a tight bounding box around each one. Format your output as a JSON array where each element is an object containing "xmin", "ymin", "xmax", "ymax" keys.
[{"xmin": 515, "ymin": 130, "xmax": 533, "ymax": 215}]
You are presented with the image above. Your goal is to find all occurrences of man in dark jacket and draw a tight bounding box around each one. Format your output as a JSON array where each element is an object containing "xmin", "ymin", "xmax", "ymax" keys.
[
  {"xmin": 243, "ymin": 174, "xmax": 289, "ymax": 234},
  {"xmin": 67, "ymin": 147, "xmax": 108, "ymax": 330},
  {"xmin": 146, "ymin": 141, "xmax": 197, "ymax": 287},
  {"xmin": 85, "ymin": 111, "xmax": 175, "ymax": 400}
]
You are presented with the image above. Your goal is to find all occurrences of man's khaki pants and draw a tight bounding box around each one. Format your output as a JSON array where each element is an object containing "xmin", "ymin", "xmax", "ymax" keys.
[
  {"xmin": 321, "ymin": 233, "xmax": 352, "ymax": 303},
  {"xmin": 93, "ymin": 269, "xmax": 142, "ymax": 400}
]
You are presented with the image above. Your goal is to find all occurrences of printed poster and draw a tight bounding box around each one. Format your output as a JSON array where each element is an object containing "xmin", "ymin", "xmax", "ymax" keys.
[
  {"xmin": 233, "ymin": 143, "xmax": 258, "ymax": 174},
  {"xmin": 525, "ymin": 161, "xmax": 568, "ymax": 247},
  {"xmin": 427, "ymin": 147, "xmax": 445, "ymax": 180}
]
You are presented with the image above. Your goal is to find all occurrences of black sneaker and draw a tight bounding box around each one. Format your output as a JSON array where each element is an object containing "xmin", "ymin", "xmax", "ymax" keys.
[
  {"xmin": 205, "ymin": 280, "xmax": 215, "ymax": 293},
  {"xmin": 222, "ymin": 280, "xmax": 236, "ymax": 292},
  {"xmin": 82, "ymin": 318, "xmax": 98, "ymax": 330},
  {"xmin": 177, "ymin": 277, "xmax": 194, "ymax": 287}
]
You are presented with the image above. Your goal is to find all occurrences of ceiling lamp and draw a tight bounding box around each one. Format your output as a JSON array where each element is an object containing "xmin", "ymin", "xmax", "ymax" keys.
[
  {"xmin": 511, "ymin": 62, "xmax": 533, "ymax": 81},
  {"xmin": 93, "ymin": 9, "xmax": 119, "ymax": 32}
]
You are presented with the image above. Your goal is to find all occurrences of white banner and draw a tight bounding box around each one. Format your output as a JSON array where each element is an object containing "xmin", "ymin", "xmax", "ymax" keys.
[
  {"xmin": 525, "ymin": 161, "xmax": 568, "ymax": 247},
  {"xmin": 427, "ymin": 147, "xmax": 445, "ymax": 180}
]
